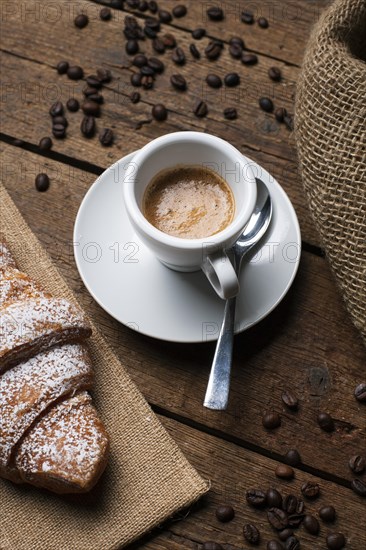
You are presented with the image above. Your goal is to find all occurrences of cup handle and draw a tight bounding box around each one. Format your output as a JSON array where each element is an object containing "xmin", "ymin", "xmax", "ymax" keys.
[{"xmin": 201, "ymin": 251, "xmax": 239, "ymax": 299}]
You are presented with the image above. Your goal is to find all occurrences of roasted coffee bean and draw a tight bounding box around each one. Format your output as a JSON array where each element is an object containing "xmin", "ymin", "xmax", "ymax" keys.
[
  {"xmin": 207, "ymin": 7, "xmax": 224, "ymax": 21},
  {"xmin": 80, "ymin": 115, "xmax": 95, "ymax": 138},
  {"xmin": 173, "ymin": 5, "xmax": 187, "ymax": 18},
  {"xmin": 153, "ymin": 38, "xmax": 166, "ymax": 54},
  {"xmin": 148, "ymin": 0, "xmax": 157, "ymax": 13},
  {"xmin": 319, "ymin": 505, "xmax": 336, "ymax": 522},
  {"xmin": 193, "ymin": 99, "xmax": 208, "ymax": 117},
  {"xmin": 161, "ymin": 33, "xmax": 176, "ymax": 48},
  {"xmin": 172, "ymin": 47, "xmax": 186, "ymax": 65},
  {"xmin": 284, "ymin": 114, "xmax": 294, "ymax": 131},
  {"xmin": 66, "ymin": 98, "xmax": 79, "ymax": 112},
  {"xmin": 56, "ymin": 60, "xmax": 69, "ymax": 74},
  {"xmin": 127, "ymin": 0, "xmax": 139, "ymax": 8},
  {"xmin": 99, "ymin": 128, "xmax": 114, "ymax": 146},
  {"xmin": 267, "ymin": 541, "xmax": 284, "ymax": 550},
  {"xmin": 351, "ymin": 478, "xmax": 366, "ymax": 497},
  {"xmin": 82, "ymin": 100, "xmax": 101, "ymax": 117},
  {"xmin": 39, "ymin": 137, "xmax": 53, "ymax": 151},
  {"xmin": 215, "ymin": 504, "xmax": 235, "ymax": 522},
  {"xmin": 205, "ymin": 41, "xmax": 222, "ymax": 60},
  {"xmin": 303, "ymin": 514, "xmax": 320, "ymax": 535},
  {"xmin": 140, "ymin": 65, "xmax": 155, "ymax": 76},
  {"xmin": 317, "ymin": 412, "xmax": 335, "ymax": 432},
  {"xmin": 267, "ymin": 488, "xmax": 283, "ymax": 508},
  {"xmin": 141, "ymin": 75, "xmax": 154, "ymax": 89},
  {"xmin": 287, "ymin": 514, "xmax": 305, "ymax": 528},
  {"xmin": 246, "ymin": 488, "xmax": 267, "ymax": 507},
  {"xmin": 100, "ymin": 7, "xmax": 112, "ymax": 20},
  {"xmin": 229, "ymin": 44, "xmax": 243, "ymax": 59},
  {"xmin": 275, "ymin": 107, "xmax": 287, "ymax": 123},
  {"xmin": 130, "ymin": 91, "xmax": 141, "ymax": 103},
  {"xmin": 224, "ymin": 72, "xmax": 240, "ymax": 87},
  {"xmin": 83, "ymin": 86, "xmax": 98, "ymax": 97},
  {"xmin": 243, "ymin": 523, "xmax": 260, "ymax": 545},
  {"xmin": 152, "ymin": 104, "xmax": 167, "ymax": 121},
  {"xmin": 206, "ymin": 74, "xmax": 222, "ymax": 88},
  {"xmin": 267, "ymin": 508, "xmax": 288, "ymax": 530},
  {"xmin": 275, "ymin": 464, "xmax": 294, "ymax": 479},
  {"xmin": 86, "ymin": 75, "xmax": 102, "ymax": 89},
  {"xmin": 262, "ymin": 411, "xmax": 281, "ymax": 429},
  {"xmin": 192, "ymin": 27, "xmax": 206, "ymax": 39},
  {"xmin": 241, "ymin": 11, "xmax": 254, "ymax": 24},
  {"xmin": 241, "ymin": 52, "xmax": 258, "ymax": 65},
  {"xmin": 354, "ymin": 382, "xmax": 366, "ymax": 402},
  {"xmin": 230, "ymin": 36, "xmax": 245, "ymax": 48},
  {"xmin": 138, "ymin": 0, "xmax": 148, "ymax": 12},
  {"xmin": 258, "ymin": 17, "xmax": 269, "ymax": 28},
  {"xmin": 49, "ymin": 101, "xmax": 64, "ymax": 117},
  {"xmin": 53, "ymin": 115, "xmax": 68, "ymax": 127},
  {"xmin": 301, "ymin": 481, "xmax": 320, "ymax": 499},
  {"xmin": 284, "ymin": 449, "xmax": 301, "ymax": 466},
  {"xmin": 145, "ymin": 17, "xmax": 160, "ymax": 31},
  {"xmin": 124, "ymin": 25, "xmax": 140, "ymax": 40},
  {"xmin": 96, "ymin": 68, "xmax": 112, "ymax": 83},
  {"xmin": 189, "ymin": 43, "xmax": 200, "ymax": 59},
  {"xmin": 133, "ymin": 54, "xmax": 148, "ymax": 67},
  {"xmin": 67, "ymin": 65, "xmax": 83, "ymax": 80},
  {"xmin": 296, "ymin": 500, "xmax": 305, "ymax": 514},
  {"xmin": 269, "ymin": 67, "xmax": 282, "ymax": 81},
  {"xmin": 170, "ymin": 74, "xmax": 187, "ymax": 91},
  {"xmin": 349, "ymin": 454, "xmax": 365, "ymax": 474},
  {"xmin": 281, "ymin": 390, "xmax": 299, "ymax": 410},
  {"xmin": 52, "ymin": 124, "xmax": 66, "ymax": 139},
  {"xmin": 283, "ymin": 495, "xmax": 297, "ymax": 514},
  {"xmin": 126, "ymin": 39, "xmax": 139, "ymax": 55},
  {"xmin": 35, "ymin": 173, "xmax": 50, "ymax": 192},
  {"xmin": 148, "ymin": 57, "xmax": 164, "ymax": 73},
  {"xmin": 285, "ymin": 536, "xmax": 300, "ymax": 550},
  {"xmin": 144, "ymin": 25, "xmax": 157, "ymax": 39},
  {"xmin": 259, "ymin": 97, "xmax": 274, "ymax": 112},
  {"xmin": 131, "ymin": 73, "xmax": 142, "ymax": 86},
  {"xmin": 87, "ymin": 93, "xmax": 104, "ymax": 104},
  {"xmin": 158, "ymin": 9, "xmax": 172, "ymax": 23},
  {"xmin": 202, "ymin": 543, "xmax": 223, "ymax": 550},
  {"xmin": 110, "ymin": 0, "xmax": 123, "ymax": 7},
  {"xmin": 326, "ymin": 533, "xmax": 346, "ymax": 549},
  {"xmin": 74, "ymin": 14, "xmax": 88, "ymax": 28},
  {"xmin": 278, "ymin": 529, "xmax": 294, "ymax": 541},
  {"xmin": 223, "ymin": 107, "xmax": 237, "ymax": 120}
]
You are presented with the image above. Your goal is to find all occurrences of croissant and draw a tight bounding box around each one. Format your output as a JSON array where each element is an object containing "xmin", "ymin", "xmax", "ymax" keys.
[{"xmin": 0, "ymin": 242, "xmax": 109, "ymax": 493}]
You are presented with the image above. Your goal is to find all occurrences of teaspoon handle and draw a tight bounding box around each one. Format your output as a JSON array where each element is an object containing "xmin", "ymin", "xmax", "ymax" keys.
[{"xmin": 203, "ymin": 296, "xmax": 237, "ymax": 410}]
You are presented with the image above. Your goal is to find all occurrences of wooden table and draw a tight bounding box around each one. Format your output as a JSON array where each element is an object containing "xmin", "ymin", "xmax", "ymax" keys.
[{"xmin": 1, "ymin": 1, "xmax": 365, "ymax": 548}]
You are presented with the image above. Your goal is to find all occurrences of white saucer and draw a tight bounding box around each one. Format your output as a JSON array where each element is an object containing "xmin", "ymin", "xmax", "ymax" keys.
[{"xmin": 74, "ymin": 152, "xmax": 301, "ymax": 343}]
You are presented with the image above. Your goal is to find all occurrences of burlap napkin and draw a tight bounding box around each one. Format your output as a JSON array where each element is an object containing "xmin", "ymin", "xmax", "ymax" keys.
[
  {"xmin": 295, "ymin": 0, "xmax": 366, "ymax": 345},
  {"xmin": 0, "ymin": 182, "xmax": 209, "ymax": 549}
]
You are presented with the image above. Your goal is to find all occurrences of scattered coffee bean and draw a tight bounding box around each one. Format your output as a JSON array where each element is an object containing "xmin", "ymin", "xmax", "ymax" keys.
[
  {"xmin": 349, "ymin": 455, "xmax": 365, "ymax": 474},
  {"xmin": 52, "ymin": 124, "xmax": 66, "ymax": 139},
  {"xmin": 161, "ymin": 33, "xmax": 177, "ymax": 48},
  {"xmin": 278, "ymin": 529, "xmax": 294, "ymax": 541},
  {"xmin": 202, "ymin": 543, "xmax": 223, "ymax": 550},
  {"xmin": 49, "ymin": 101, "xmax": 64, "ymax": 117},
  {"xmin": 266, "ymin": 488, "xmax": 283, "ymax": 508},
  {"xmin": 275, "ymin": 464, "xmax": 294, "ymax": 480},
  {"xmin": 127, "ymin": 0, "xmax": 139, "ymax": 8},
  {"xmin": 354, "ymin": 382, "xmax": 366, "ymax": 402},
  {"xmin": 241, "ymin": 52, "xmax": 258, "ymax": 65},
  {"xmin": 153, "ymin": 38, "xmax": 166, "ymax": 54},
  {"xmin": 39, "ymin": 137, "xmax": 53, "ymax": 151},
  {"xmin": 86, "ymin": 75, "xmax": 102, "ymax": 89},
  {"xmin": 287, "ymin": 514, "xmax": 305, "ymax": 528},
  {"xmin": 82, "ymin": 100, "xmax": 101, "ymax": 117},
  {"xmin": 152, "ymin": 104, "xmax": 167, "ymax": 121},
  {"xmin": 158, "ymin": 9, "xmax": 172, "ymax": 23},
  {"xmin": 303, "ymin": 514, "xmax": 320, "ymax": 535},
  {"xmin": 148, "ymin": 0, "xmax": 157, "ymax": 12},
  {"xmin": 259, "ymin": 97, "xmax": 274, "ymax": 112},
  {"xmin": 67, "ymin": 65, "xmax": 84, "ymax": 80},
  {"xmin": 56, "ymin": 60, "xmax": 69, "ymax": 74},
  {"xmin": 133, "ymin": 54, "xmax": 148, "ymax": 67},
  {"xmin": 224, "ymin": 72, "xmax": 240, "ymax": 87},
  {"xmin": 281, "ymin": 390, "xmax": 299, "ymax": 411},
  {"xmin": 258, "ymin": 17, "xmax": 269, "ymax": 28},
  {"xmin": 100, "ymin": 7, "xmax": 112, "ymax": 21},
  {"xmin": 285, "ymin": 536, "xmax": 300, "ymax": 550},
  {"xmin": 66, "ymin": 98, "xmax": 79, "ymax": 112},
  {"xmin": 173, "ymin": 5, "xmax": 187, "ymax": 18},
  {"xmin": 130, "ymin": 91, "xmax": 141, "ymax": 103},
  {"xmin": 267, "ymin": 508, "xmax": 288, "ymax": 530},
  {"xmin": 189, "ymin": 43, "xmax": 200, "ymax": 59},
  {"xmin": 141, "ymin": 75, "xmax": 154, "ymax": 89},
  {"xmin": 148, "ymin": 57, "xmax": 165, "ymax": 73},
  {"xmin": 223, "ymin": 107, "xmax": 237, "ymax": 120},
  {"xmin": 126, "ymin": 39, "xmax": 139, "ymax": 55},
  {"xmin": 96, "ymin": 68, "xmax": 112, "ymax": 83},
  {"xmin": 131, "ymin": 73, "xmax": 142, "ymax": 86},
  {"xmin": 206, "ymin": 74, "xmax": 222, "ymax": 88},
  {"xmin": 267, "ymin": 541, "xmax": 284, "ymax": 550},
  {"xmin": 317, "ymin": 412, "xmax": 335, "ymax": 432},
  {"xmin": 215, "ymin": 504, "xmax": 235, "ymax": 523},
  {"xmin": 326, "ymin": 532, "xmax": 346, "ymax": 549},
  {"xmin": 207, "ymin": 6, "xmax": 224, "ymax": 21},
  {"xmin": 319, "ymin": 505, "xmax": 336, "ymax": 523},
  {"xmin": 193, "ymin": 99, "xmax": 208, "ymax": 117},
  {"xmin": 83, "ymin": 86, "xmax": 99, "ymax": 97},
  {"xmin": 262, "ymin": 411, "xmax": 281, "ymax": 429},
  {"xmin": 35, "ymin": 173, "xmax": 50, "ymax": 192},
  {"xmin": 241, "ymin": 10, "xmax": 254, "ymax": 24},
  {"xmin": 172, "ymin": 47, "xmax": 186, "ymax": 65},
  {"xmin": 138, "ymin": 0, "xmax": 148, "ymax": 12},
  {"xmin": 74, "ymin": 14, "xmax": 88, "ymax": 28},
  {"xmin": 192, "ymin": 27, "xmax": 206, "ymax": 39},
  {"xmin": 140, "ymin": 65, "xmax": 155, "ymax": 76},
  {"xmin": 229, "ymin": 44, "xmax": 243, "ymax": 59},
  {"xmin": 284, "ymin": 114, "xmax": 294, "ymax": 131},
  {"xmin": 275, "ymin": 107, "xmax": 287, "ymax": 123},
  {"xmin": 230, "ymin": 36, "xmax": 245, "ymax": 48},
  {"xmin": 205, "ymin": 41, "xmax": 222, "ymax": 60},
  {"xmin": 144, "ymin": 16, "xmax": 160, "ymax": 31},
  {"xmin": 144, "ymin": 25, "xmax": 157, "ymax": 39},
  {"xmin": 269, "ymin": 67, "xmax": 282, "ymax": 81},
  {"xmin": 301, "ymin": 481, "xmax": 320, "ymax": 499},
  {"xmin": 87, "ymin": 93, "xmax": 104, "ymax": 104},
  {"xmin": 110, "ymin": 0, "xmax": 123, "ymax": 7},
  {"xmin": 99, "ymin": 128, "xmax": 114, "ymax": 146},
  {"xmin": 283, "ymin": 494, "xmax": 297, "ymax": 514},
  {"xmin": 244, "ymin": 524, "xmax": 260, "ymax": 545},
  {"xmin": 351, "ymin": 478, "xmax": 366, "ymax": 497},
  {"xmin": 284, "ymin": 450, "xmax": 301, "ymax": 467},
  {"xmin": 80, "ymin": 115, "xmax": 96, "ymax": 138},
  {"xmin": 296, "ymin": 500, "xmax": 305, "ymax": 514},
  {"xmin": 246, "ymin": 488, "xmax": 267, "ymax": 507},
  {"xmin": 170, "ymin": 74, "xmax": 187, "ymax": 91},
  {"xmin": 53, "ymin": 115, "xmax": 68, "ymax": 127}
]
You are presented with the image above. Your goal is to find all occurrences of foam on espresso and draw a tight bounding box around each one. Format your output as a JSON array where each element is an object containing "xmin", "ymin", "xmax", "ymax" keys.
[{"xmin": 142, "ymin": 165, "xmax": 235, "ymax": 239}]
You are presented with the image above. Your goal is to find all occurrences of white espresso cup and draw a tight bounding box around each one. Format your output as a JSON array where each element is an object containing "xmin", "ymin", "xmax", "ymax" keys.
[{"xmin": 123, "ymin": 132, "xmax": 257, "ymax": 299}]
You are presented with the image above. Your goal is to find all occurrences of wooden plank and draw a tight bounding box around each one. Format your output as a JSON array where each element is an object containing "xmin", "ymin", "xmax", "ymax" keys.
[{"xmin": 1, "ymin": 142, "xmax": 365, "ymax": 483}]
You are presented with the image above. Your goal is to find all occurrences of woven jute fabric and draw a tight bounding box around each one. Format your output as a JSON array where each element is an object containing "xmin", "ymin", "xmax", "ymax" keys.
[
  {"xmin": 0, "ymin": 183, "xmax": 209, "ymax": 549},
  {"xmin": 295, "ymin": 0, "xmax": 366, "ymax": 344}
]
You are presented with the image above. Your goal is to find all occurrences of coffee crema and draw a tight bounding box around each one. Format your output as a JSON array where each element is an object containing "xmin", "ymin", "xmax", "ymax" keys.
[{"xmin": 142, "ymin": 165, "xmax": 235, "ymax": 239}]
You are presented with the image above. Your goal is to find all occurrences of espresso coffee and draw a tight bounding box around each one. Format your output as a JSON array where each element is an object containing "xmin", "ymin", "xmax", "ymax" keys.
[{"xmin": 142, "ymin": 165, "xmax": 235, "ymax": 239}]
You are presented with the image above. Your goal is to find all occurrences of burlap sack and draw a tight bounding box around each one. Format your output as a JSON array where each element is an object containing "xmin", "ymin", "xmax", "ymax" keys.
[{"xmin": 295, "ymin": 0, "xmax": 366, "ymax": 344}]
